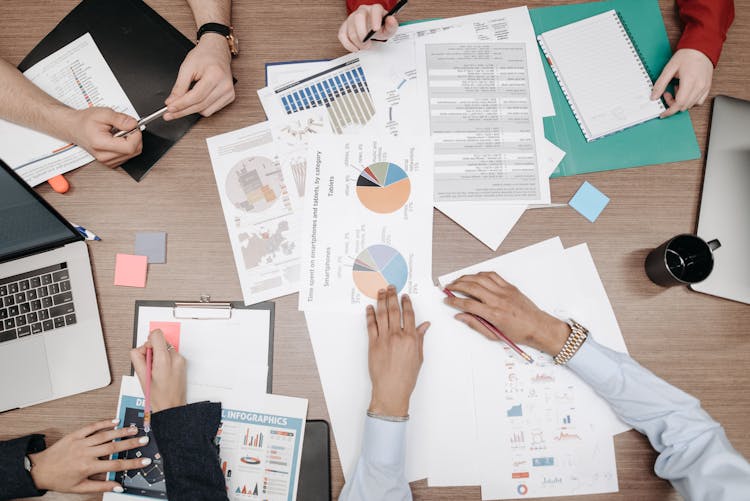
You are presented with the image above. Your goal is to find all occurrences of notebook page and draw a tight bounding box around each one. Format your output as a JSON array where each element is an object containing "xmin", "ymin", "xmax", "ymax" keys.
[{"xmin": 539, "ymin": 10, "xmax": 664, "ymax": 141}]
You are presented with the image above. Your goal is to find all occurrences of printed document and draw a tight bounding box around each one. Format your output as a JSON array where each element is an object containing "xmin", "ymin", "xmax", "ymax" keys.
[
  {"xmin": 0, "ymin": 33, "xmax": 139, "ymax": 186},
  {"xmin": 207, "ymin": 122, "xmax": 305, "ymax": 305},
  {"xmin": 299, "ymin": 135, "xmax": 433, "ymax": 312},
  {"xmin": 416, "ymin": 38, "xmax": 549, "ymax": 203},
  {"xmin": 106, "ymin": 376, "xmax": 307, "ymax": 501}
]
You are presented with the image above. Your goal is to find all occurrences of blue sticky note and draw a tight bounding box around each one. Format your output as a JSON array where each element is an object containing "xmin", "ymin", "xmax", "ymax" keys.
[{"xmin": 569, "ymin": 182, "xmax": 610, "ymax": 222}]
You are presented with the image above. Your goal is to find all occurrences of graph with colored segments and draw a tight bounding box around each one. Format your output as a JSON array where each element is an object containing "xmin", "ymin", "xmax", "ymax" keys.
[
  {"xmin": 352, "ymin": 244, "xmax": 409, "ymax": 299},
  {"xmin": 356, "ymin": 162, "xmax": 411, "ymax": 214},
  {"xmin": 275, "ymin": 58, "xmax": 375, "ymax": 134},
  {"xmin": 226, "ymin": 156, "xmax": 285, "ymax": 213}
]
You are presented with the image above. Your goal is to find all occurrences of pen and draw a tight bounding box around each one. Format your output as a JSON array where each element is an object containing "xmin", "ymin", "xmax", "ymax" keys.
[
  {"xmin": 362, "ymin": 0, "xmax": 408, "ymax": 43},
  {"xmin": 71, "ymin": 222, "xmax": 101, "ymax": 241},
  {"xmin": 443, "ymin": 288, "xmax": 534, "ymax": 364},
  {"xmin": 144, "ymin": 347, "xmax": 153, "ymax": 433},
  {"xmin": 114, "ymin": 106, "xmax": 169, "ymax": 138}
]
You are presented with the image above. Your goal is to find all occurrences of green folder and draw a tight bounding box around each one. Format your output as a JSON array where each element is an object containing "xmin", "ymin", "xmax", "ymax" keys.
[{"xmin": 529, "ymin": 0, "xmax": 701, "ymax": 177}]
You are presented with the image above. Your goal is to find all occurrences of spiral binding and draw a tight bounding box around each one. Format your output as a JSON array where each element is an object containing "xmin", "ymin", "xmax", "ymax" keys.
[
  {"xmin": 613, "ymin": 11, "xmax": 664, "ymax": 112},
  {"xmin": 537, "ymin": 35, "xmax": 592, "ymax": 141}
]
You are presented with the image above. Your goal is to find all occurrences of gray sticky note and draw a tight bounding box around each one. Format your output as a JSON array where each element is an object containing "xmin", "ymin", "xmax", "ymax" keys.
[{"xmin": 134, "ymin": 232, "xmax": 167, "ymax": 264}]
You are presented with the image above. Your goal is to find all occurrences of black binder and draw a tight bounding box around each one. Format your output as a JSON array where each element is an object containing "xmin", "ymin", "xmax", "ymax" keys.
[{"xmin": 19, "ymin": 0, "xmax": 200, "ymax": 182}]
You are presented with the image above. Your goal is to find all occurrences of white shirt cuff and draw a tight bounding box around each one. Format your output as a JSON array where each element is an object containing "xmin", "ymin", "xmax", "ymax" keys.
[{"xmin": 362, "ymin": 415, "xmax": 408, "ymax": 466}]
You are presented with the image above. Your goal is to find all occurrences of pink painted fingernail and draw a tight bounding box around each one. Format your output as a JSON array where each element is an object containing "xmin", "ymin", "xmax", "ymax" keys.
[
  {"xmin": 141, "ymin": 458, "xmax": 152, "ymax": 466},
  {"xmin": 139, "ymin": 436, "xmax": 149, "ymax": 444}
]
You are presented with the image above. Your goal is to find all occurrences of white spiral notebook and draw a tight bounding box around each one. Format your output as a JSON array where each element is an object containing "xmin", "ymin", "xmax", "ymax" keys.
[{"xmin": 537, "ymin": 10, "xmax": 665, "ymax": 142}]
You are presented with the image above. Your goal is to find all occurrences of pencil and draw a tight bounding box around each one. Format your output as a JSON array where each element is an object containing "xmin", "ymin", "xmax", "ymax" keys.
[
  {"xmin": 362, "ymin": 0, "xmax": 408, "ymax": 43},
  {"xmin": 144, "ymin": 347, "xmax": 153, "ymax": 432},
  {"xmin": 443, "ymin": 289, "xmax": 534, "ymax": 364}
]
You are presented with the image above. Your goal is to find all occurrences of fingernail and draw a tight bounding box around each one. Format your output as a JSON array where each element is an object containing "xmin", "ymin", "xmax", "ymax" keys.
[
  {"xmin": 141, "ymin": 458, "xmax": 152, "ymax": 466},
  {"xmin": 139, "ymin": 436, "xmax": 150, "ymax": 444},
  {"xmin": 113, "ymin": 485, "xmax": 124, "ymax": 493},
  {"xmin": 111, "ymin": 418, "xmax": 120, "ymax": 424},
  {"xmin": 388, "ymin": 285, "xmax": 396, "ymax": 291},
  {"xmin": 128, "ymin": 425, "xmax": 138, "ymax": 434}
]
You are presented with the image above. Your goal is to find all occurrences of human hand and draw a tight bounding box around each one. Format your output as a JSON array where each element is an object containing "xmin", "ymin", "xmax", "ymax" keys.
[
  {"xmin": 66, "ymin": 107, "xmax": 143, "ymax": 167},
  {"xmin": 651, "ymin": 48, "xmax": 714, "ymax": 119},
  {"xmin": 444, "ymin": 272, "xmax": 570, "ymax": 356},
  {"xmin": 338, "ymin": 4, "xmax": 399, "ymax": 52},
  {"xmin": 131, "ymin": 329, "xmax": 187, "ymax": 413},
  {"xmin": 366, "ymin": 286, "xmax": 430, "ymax": 417},
  {"xmin": 27, "ymin": 418, "xmax": 151, "ymax": 494},
  {"xmin": 164, "ymin": 34, "xmax": 234, "ymax": 120}
]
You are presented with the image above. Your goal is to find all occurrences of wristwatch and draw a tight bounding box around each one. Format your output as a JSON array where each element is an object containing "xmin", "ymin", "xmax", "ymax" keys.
[
  {"xmin": 553, "ymin": 319, "xmax": 589, "ymax": 365},
  {"xmin": 24, "ymin": 454, "xmax": 33, "ymax": 474},
  {"xmin": 197, "ymin": 23, "xmax": 239, "ymax": 57}
]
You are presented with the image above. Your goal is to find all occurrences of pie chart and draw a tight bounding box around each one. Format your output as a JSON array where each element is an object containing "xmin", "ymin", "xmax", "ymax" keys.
[
  {"xmin": 356, "ymin": 162, "xmax": 411, "ymax": 214},
  {"xmin": 352, "ymin": 244, "xmax": 408, "ymax": 299}
]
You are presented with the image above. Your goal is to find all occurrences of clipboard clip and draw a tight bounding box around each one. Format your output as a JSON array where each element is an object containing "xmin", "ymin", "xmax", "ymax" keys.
[{"xmin": 173, "ymin": 295, "xmax": 233, "ymax": 319}]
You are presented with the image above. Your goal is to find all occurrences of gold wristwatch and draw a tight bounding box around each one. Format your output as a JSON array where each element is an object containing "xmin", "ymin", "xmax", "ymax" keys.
[{"xmin": 553, "ymin": 319, "xmax": 589, "ymax": 365}]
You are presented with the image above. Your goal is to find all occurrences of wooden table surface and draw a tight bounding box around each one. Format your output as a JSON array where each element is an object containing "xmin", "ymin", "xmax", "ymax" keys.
[{"xmin": 1, "ymin": 1, "xmax": 748, "ymax": 500}]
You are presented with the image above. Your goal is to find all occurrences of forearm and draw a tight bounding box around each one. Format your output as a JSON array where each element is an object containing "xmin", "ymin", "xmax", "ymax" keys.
[
  {"xmin": 567, "ymin": 337, "xmax": 750, "ymax": 499},
  {"xmin": 346, "ymin": 0, "xmax": 396, "ymax": 15},
  {"xmin": 0, "ymin": 435, "xmax": 46, "ymax": 500},
  {"xmin": 339, "ymin": 417, "xmax": 411, "ymax": 501},
  {"xmin": 186, "ymin": 0, "xmax": 231, "ymax": 27},
  {"xmin": 151, "ymin": 402, "xmax": 228, "ymax": 501},
  {"xmin": 0, "ymin": 58, "xmax": 77, "ymax": 142},
  {"xmin": 676, "ymin": 0, "xmax": 735, "ymax": 66}
]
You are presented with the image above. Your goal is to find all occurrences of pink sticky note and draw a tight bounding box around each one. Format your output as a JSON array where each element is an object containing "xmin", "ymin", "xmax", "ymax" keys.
[
  {"xmin": 149, "ymin": 321, "xmax": 181, "ymax": 352},
  {"xmin": 114, "ymin": 253, "xmax": 148, "ymax": 287}
]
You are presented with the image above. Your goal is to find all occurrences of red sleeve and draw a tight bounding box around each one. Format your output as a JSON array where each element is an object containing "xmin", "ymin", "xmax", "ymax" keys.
[
  {"xmin": 347, "ymin": 0, "xmax": 398, "ymax": 15},
  {"xmin": 675, "ymin": 0, "xmax": 735, "ymax": 66}
]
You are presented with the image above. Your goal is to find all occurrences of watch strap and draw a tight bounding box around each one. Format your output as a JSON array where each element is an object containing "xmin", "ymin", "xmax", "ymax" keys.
[
  {"xmin": 197, "ymin": 22, "xmax": 231, "ymax": 40},
  {"xmin": 553, "ymin": 319, "xmax": 589, "ymax": 365}
]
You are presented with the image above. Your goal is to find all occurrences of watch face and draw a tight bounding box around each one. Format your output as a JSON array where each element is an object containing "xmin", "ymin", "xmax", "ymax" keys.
[
  {"xmin": 228, "ymin": 34, "xmax": 239, "ymax": 56},
  {"xmin": 24, "ymin": 455, "xmax": 32, "ymax": 472}
]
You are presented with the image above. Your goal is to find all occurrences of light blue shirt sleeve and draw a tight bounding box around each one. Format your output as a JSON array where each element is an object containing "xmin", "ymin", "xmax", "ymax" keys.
[
  {"xmin": 567, "ymin": 337, "xmax": 750, "ymax": 500},
  {"xmin": 338, "ymin": 416, "xmax": 411, "ymax": 501}
]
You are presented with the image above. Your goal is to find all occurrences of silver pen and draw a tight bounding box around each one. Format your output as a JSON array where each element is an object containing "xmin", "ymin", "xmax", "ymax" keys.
[{"xmin": 113, "ymin": 106, "xmax": 168, "ymax": 138}]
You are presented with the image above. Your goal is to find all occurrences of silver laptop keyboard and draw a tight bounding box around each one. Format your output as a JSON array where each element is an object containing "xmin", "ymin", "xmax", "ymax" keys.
[{"xmin": 0, "ymin": 263, "xmax": 76, "ymax": 343}]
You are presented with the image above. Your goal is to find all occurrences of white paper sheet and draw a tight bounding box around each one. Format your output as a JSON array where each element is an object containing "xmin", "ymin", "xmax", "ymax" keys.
[
  {"xmin": 0, "ymin": 33, "xmax": 139, "ymax": 186},
  {"xmin": 365, "ymin": 6, "xmax": 555, "ymax": 141},
  {"xmin": 298, "ymin": 135, "xmax": 433, "ymax": 312},
  {"xmin": 415, "ymin": 37, "xmax": 549, "ymax": 204},
  {"xmin": 207, "ymin": 122, "xmax": 305, "ymax": 305},
  {"xmin": 134, "ymin": 306, "xmax": 272, "ymax": 399},
  {"xmin": 436, "ymin": 139, "xmax": 566, "ymax": 250},
  {"xmin": 439, "ymin": 239, "xmax": 625, "ymax": 498}
]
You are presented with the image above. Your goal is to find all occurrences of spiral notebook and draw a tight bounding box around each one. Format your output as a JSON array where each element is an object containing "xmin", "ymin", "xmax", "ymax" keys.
[{"xmin": 537, "ymin": 10, "xmax": 665, "ymax": 142}]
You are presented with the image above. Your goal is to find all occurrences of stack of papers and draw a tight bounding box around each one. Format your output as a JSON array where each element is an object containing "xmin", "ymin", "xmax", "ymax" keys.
[{"xmin": 307, "ymin": 237, "xmax": 629, "ymax": 498}]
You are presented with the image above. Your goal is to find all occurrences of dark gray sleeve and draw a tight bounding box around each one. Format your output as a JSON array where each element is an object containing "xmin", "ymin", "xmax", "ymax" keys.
[
  {"xmin": 151, "ymin": 402, "xmax": 228, "ymax": 501},
  {"xmin": 0, "ymin": 434, "xmax": 46, "ymax": 500}
]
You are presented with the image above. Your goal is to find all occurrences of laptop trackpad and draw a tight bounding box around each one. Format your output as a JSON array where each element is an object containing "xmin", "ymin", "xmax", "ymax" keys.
[{"xmin": 0, "ymin": 338, "xmax": 53, "ymax": 412}]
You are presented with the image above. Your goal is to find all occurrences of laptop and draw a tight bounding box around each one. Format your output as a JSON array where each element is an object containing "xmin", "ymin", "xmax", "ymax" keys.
[
  {"xmin": 690, "ymin": 95, "xmax": 750, "ymax": 304},
  {"xmin": 0, "ymin": 160, "xmax": 110, "ymax": 412}
]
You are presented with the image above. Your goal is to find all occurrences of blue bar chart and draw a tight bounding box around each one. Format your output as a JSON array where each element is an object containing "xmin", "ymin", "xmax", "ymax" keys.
[{"xmin": 274, "ymin": 58, "xmax": 375, "ymax": 134}]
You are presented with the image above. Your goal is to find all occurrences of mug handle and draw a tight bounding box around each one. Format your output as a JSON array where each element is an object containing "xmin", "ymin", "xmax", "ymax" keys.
[{"xmin": 708, "ymin": 239, "xmax": 721, "ymax": 251}]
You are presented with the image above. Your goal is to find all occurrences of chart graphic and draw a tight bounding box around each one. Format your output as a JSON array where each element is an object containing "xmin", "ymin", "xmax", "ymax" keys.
[
  {"xmin": 226, "ymin": 156, "xmax": 281, "ymax": 212},
  {"xmin": 114, "ymin": 407, "xmax": 167, "ymax": 498},
  {"xmin": 274, "ymin": 58, "xmax": 375, "ymax": 134},
  {"xmin": 356, "ymin": 162, "xmax": 411, "ymax": 214},
  {"xmin": 352, "ymin": 244, "xmax": 408, "ymax": 299}
]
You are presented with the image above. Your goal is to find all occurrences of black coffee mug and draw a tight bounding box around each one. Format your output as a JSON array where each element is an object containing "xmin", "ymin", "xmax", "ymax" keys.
[{"xmin": 645, "ymin": 234, "xmax": 721, "ymax": 287}]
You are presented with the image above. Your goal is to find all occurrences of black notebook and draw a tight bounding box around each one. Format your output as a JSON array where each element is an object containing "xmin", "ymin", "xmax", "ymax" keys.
[{"xmin": 19, "ymin": 0, "xmax": 200, "ymax": 181}]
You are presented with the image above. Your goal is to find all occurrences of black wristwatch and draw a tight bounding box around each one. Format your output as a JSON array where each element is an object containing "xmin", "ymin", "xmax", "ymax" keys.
[{"xmin": 197, "ymin": 23, "xmax": 239, "ymax": 57}]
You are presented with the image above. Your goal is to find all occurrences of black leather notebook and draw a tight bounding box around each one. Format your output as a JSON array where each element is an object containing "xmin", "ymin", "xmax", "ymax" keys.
[{"xmin": 18, "ymin": 0, "xmax": 200, "ymax": 182}]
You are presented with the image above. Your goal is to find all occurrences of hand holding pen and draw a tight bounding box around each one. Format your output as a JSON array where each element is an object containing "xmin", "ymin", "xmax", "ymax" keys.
[
  {"xmin": 338, "ymin": 0, "xmax": 406, "ymax": 52},
  {"xmin": 131, "ymin": 329, "xmax": 187, "ymax": 417},
  {"xmin": 443, "ymin": 272, "xmax": 574, "ymax": 362}
]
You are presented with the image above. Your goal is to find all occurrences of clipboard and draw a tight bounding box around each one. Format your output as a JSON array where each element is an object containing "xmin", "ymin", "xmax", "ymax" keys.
[
  {"xmin": 132, "ymin": 297, "xmax": 275, "ymax": 393},
  {"xmin": 19, "ymin": 0, "xmax": 202, "ymax": 182}
]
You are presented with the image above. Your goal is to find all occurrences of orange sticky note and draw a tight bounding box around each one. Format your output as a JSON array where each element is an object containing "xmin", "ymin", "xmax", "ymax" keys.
[
  {"xmin": 114, "ymin": 253, "xmax": 148, "ymax": 287},
  {"xmin": 149, "ymin": 321, "xmax": 181, "ymax": 352}
]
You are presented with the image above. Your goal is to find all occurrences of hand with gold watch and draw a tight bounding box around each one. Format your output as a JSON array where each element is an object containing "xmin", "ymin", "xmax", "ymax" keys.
[{"xmin": 443, "ymin": 271, "xmax": 587, "ymax": 363}]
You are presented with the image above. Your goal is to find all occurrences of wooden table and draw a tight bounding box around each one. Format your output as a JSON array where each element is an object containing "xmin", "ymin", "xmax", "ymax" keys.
[{"xmin": 1, "ymin": 1, "xmax": 748, "ymax": 499}]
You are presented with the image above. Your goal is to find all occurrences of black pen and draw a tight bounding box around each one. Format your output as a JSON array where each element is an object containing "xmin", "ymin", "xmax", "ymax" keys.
[{"xmin": 362, "ymin": 0, "xmax": 408, "ymax": 43}]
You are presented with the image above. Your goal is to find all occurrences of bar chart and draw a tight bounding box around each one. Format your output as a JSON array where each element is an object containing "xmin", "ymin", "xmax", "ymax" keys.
[{"xmin": 273, "ymin": 58, "xmax": 376, "ymax": 134}]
